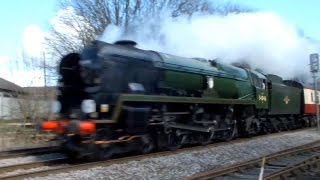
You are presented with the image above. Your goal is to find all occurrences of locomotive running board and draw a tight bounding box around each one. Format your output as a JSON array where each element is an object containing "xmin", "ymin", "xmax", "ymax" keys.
[
  {"xmin": 118, "ymin": 94, "xmax": 255, "ymax": 104},
  {"xmin": 112, "ymin": 94, "xmax": 256, "ymax": 122}
]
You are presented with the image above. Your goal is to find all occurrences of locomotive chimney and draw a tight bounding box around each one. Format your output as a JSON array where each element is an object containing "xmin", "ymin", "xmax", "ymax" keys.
[{"xmin": 114, "ymin": 40, "xmax": 137, "ymax": 48}]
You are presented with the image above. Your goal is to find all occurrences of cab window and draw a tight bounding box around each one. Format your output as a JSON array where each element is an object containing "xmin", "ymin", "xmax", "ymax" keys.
[{"xmin": 250, "ymin": 73, "xmax": 263, "ymax": 88}]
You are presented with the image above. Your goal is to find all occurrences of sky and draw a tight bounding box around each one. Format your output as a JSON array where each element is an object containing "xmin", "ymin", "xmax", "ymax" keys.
[
  {"xmin": 237, "ymin": 0, "xmax": 320, "ymax": 41},
  {"xmin": 0, "ymin": 0, "xmax": 58, "ymax": 86},
  {"xmin": 0, "ymin": 0, "xmax": 58, "ymax": 57},
  {"xmin": 0, "ymin": 0, "xmax": 319, "ymax": 86}
]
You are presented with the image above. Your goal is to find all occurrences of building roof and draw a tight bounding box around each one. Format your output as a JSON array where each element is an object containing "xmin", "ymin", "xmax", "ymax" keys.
[
  {"xmin": 0, "ymin": 78, "xmax": 23, "ymax": 93},
  {"xmin": 23, "ymin": 86, "xmax": 57, "ymax": 100}
]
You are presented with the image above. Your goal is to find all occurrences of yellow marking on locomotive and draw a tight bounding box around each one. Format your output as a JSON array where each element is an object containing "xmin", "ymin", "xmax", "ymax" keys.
[
  {"xmin": 258, "ymin": 95, "xmax": 267, "ymax": 102},
  {"xmin": 100, "ymin": 104, "xmax": 109, "ymax": 112}
]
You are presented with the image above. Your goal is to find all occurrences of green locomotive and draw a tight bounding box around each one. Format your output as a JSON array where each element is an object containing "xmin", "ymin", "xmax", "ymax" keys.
[{"xmin": 41, "ymin": 40, "xmax": 306, "ymax": 159}]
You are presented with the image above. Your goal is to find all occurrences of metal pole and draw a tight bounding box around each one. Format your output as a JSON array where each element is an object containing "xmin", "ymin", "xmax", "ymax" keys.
[
  {"xmin": 310, "ymin": 53, "xmax": 319, "ymax": 131},
  {"xmin": 43, "ymin": 52, "xmax": 47, "ymax": 98},
  {"xmin": 313, "ymin": 74, "xmax": 320, "ymax": 131}
]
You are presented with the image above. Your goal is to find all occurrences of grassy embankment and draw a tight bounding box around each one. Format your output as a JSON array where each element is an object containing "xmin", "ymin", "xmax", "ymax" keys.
[{"xmin": 0, "ymin": 120, "xmax": 54, "ymax": 149}]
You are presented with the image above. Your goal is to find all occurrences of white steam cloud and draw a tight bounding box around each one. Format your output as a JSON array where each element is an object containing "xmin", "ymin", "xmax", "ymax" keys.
[{"xmin": 99, "ymin": 12, "xmax": 319, "ymax": 80}]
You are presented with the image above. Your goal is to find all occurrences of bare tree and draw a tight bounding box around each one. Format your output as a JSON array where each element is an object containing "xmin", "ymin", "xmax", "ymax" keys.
[
  {"xmin": 2, "ymin": 53, "xmax": 56, "ymax": 125},
  {"xmin": 46, "ymin": 0, "xmax": 253, "ymax": 58}
]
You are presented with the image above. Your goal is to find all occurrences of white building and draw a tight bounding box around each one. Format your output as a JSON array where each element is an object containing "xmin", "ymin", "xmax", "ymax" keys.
[{"xmin": 0, "ymin": 78, "xmax": 55, "ymax": 121}]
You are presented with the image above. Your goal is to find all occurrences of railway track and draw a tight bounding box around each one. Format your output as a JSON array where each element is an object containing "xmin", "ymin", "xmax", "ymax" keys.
[
  {"xmin": 0, "ymin": 145, "xmax": 61, "ymax": 160},
  {"xmin": 185, "ymin": 137, "xmax": 320, "ymax": 180},
  {"xmin": 0, "ymin": 127, "xmax": 316, "ymax": 180},
  {"xmin": 0, "ymin": 158, "xmax": 67, "ymax": 178}
]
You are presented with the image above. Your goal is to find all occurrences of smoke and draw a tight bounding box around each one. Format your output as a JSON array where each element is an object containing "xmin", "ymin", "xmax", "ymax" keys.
[{"xmin": 98, "ymin": 12, "xmax": 319, "ymax": 80}]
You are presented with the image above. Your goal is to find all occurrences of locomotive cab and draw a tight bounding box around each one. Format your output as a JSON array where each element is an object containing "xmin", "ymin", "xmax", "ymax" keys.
[{"xmin": 247, "ymin": 70, "xmax": 268, "ymax": 110}]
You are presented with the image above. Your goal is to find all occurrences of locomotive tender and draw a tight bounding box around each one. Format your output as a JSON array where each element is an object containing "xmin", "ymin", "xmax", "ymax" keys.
[{"xmin": 41, "ymin": 40, "xmax": 316, "ymax": 160}]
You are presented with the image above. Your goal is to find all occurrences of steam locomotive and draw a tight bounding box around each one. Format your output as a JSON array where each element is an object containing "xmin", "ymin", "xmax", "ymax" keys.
[{"xmin": 41, "ymin": 40, "xmax": 317, "ymax": 160}]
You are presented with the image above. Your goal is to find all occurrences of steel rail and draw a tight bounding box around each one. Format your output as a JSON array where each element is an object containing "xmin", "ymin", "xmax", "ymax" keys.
[
  {"xmin": 0, "ymin": 158, "xmax": 66, "ymax": 175},
  {"xmin": 263, "ymin": 155, "xmax": 320, "ymax": 179},
  {"xmin": 185, "ymin": 139, "xmax": 320, "ymax": 180},
  {"xmin": 0, "ymin": 146, "xmax": 60, "ymax": 160}
]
